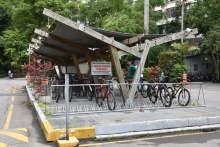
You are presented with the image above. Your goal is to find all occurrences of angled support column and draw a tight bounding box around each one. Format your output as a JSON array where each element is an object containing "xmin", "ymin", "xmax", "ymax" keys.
[
  {"xmin": 85, "ymin": 52, "xmax": 92, "ymax": 78},
  {"xmin": 72, "ymin": 53, "xmax": 81, "ymax": 77},
  {"xmin": 127, "ymin": 41, "xmax": 151, "ymax": 104},
  {"xmin": 109, "ymin": 45, "xmax": 128, "ymax": 103}
]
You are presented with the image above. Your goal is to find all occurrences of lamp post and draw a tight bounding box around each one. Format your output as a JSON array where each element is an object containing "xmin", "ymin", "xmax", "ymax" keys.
[
  {"xmin": 144, "ymin": 0, "xmax": 149, "ymax": 34},
  {"xmin": 181, "ymin": 0, "xmax": 184, "ymax": 43}
]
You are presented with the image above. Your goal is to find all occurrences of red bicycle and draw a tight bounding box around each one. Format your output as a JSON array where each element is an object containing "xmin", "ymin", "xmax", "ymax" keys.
[{"xmin": 95, "ymin": 77, "xmax": 116, "ymax": 110}]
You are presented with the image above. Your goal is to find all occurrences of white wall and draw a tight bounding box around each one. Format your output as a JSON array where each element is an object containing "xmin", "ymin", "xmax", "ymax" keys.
[{"xmin": 185, "ymin": 54, "xmax": 212, "ymax": 74}]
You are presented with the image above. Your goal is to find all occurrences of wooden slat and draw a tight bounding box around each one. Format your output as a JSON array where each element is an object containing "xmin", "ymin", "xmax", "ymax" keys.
[
  {"xmin": 72, "ymin": 53, "xmax": 81, "ymax": 77},
  {"xmin": 34, "ymin": 29, "xmax": 111, "ymax": 61}
]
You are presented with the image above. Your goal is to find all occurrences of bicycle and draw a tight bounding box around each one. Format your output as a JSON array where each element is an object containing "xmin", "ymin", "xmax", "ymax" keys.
[
  {"xmin": 95, "ymin": 77, "xmax": 116, "ymax": 110},
  {"xmin": 147, "ymin": 77, "xmax": 172, "ymax": 107},
  {"xmin": 55, "ymin": 76, "xmax": 65, "ymax": 103},
  {"xmin": 82, "ymin": 75, "xmax": 95, "ymax": 101},
  {"xmin": 167, "ymin": 80, "xmax": 191, "ymax": 106},
  {"xmin": 137, "ymin": 77, "xmax": 148, "ymax": 98}
]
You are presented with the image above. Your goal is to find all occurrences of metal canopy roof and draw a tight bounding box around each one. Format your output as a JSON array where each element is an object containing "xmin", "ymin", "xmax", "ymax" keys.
[{"xmin": 34, "ymin": 22, "xmax": 166, "ymax": 62}]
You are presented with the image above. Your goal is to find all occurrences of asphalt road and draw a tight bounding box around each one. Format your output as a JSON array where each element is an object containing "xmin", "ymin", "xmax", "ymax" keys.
[
  {"xmin": 80, "ymin": 129, "xmax": 220, "ymax": 147},
  {"xmin": 0, "ymin": 78, "xmax": 56, "ymax": 147}
]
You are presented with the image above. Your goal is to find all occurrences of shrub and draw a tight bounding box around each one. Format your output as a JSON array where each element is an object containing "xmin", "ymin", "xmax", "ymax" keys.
[
  {"xmin": 169, "ymin": 64, "xmax": 190, "ymax": 82},
  {"xmin": 22, "ymin": 56, "xmax": 54, "ymax": 95}
]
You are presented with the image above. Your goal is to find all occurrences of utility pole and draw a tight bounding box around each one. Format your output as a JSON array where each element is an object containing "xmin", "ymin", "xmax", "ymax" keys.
[
  {"xmin": 144, "ymin": 0, "xmax": 149, "ymax": 34},
  {"xmin": 181, "ymin": 0, "xmax": 184, "ymax": 43}
]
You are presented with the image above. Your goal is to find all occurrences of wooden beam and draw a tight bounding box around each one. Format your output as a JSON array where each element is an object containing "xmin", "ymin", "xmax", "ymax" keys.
[
  {"xmin": 139, "ymin": 29, "xmax": 198, "ymax": 50},
  {"xmin": 121, "ymin": 34, "xmax": 144, "ymax": 45},
  {"xmin": 127, "ymin": 40, "xmax": 151, "ymax": 103},
  {"xmin": 85, "ymin": 52, "xmax": 92, "ymax": 78},
  {"xmin": 43, "ymin": 8, "xmax": 141, "ymax": 58},
  {"xmin": 34, "ymin": 29, "xmax": 111, "ymax": 61},
  {"xmin": 72, "ymin": 53, "xmax": 81, "ymax": 77},
  {"xmin": 109, "ymin": 45, "xmax": 128, "ymax": 103}
]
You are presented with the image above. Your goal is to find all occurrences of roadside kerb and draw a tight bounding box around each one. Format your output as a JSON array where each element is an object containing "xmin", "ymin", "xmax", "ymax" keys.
[
  {"xmin": 94, "ymin": 117, "xmax": 220, "ymax": 135},
  {"xmin": 96, "ymin": 124, "xmax": 220, "ymax": 139},
  {"xmin": 26, "ymin": 85, "xmax": 95, "ymax": 141}
]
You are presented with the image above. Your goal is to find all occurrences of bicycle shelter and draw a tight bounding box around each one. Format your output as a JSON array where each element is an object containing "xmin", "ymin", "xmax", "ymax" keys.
[{"xmin": 31, "ymin": 8, "xmax": 198, "ymax": 105}]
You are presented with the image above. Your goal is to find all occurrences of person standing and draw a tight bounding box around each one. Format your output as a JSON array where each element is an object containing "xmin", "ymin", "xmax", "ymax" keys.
[
  {"xmin": 159, "ymin": 70, "xmax": 165, "ymax": 82},
  {"xmin": 129, "ymin": 60, "xmax": 137, "ymax": 79}
]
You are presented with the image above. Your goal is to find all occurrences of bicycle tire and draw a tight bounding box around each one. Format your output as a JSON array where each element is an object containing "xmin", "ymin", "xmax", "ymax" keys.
[
  {"xmin": 167, "ymin": 87, "xmax": 175, "ymax": 99},
  {"xmin": 178, "ymin": 88, "xmax": 190, "ymax": 106},
  {"xmin": 95, "ymin": 89, "xmax": 103, "ymax": 107},
  {"xmin": 55, "ymin": 86, "xmax": 60, "ymax": 103},
  {"xmin": 147, "ymin": 86, "xmax": 157, "ymax": 104},
  {"xmin": 69, "ymin": 86, "xmax": 74, "ymax": 102},
  {"xmin": 160, "ymin": 87, "xmax": 172, "ymax": 107},
  {"xmin": 141, "ymin": 85, "xmax": 148, "ymax": 98},
  {"xmin": 107, "ymin": 90, "xmax": 116, "ymax": 110},
  {"xmin": 86, "ymin": 86, "xmax": 93, "ymax": 101}
]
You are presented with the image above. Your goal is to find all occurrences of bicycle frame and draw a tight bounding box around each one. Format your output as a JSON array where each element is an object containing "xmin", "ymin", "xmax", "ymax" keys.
[
  {"xmin": 171, "ymin": 84, "xmax": 184, "ymax": 96},
  {"xmin": 99, "ymin": 84, "xmax": 111, "ymax": 100}
]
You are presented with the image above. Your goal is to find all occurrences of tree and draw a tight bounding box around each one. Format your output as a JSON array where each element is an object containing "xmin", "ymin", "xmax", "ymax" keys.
[
  {"xmin": 171, "ymin": 41, "xmax": 200, "ymax": 63},
  {"xmin": 147, "ymin": 44, "xmax": 169, "ymax": 67},
  {"xmin": 0, "ymin": 5, "xmax": 11, "ymax": 35},
  {"xmin": 185, "ymin": 0, "xmax": 220, "ymax": 37},
  {"xmin": 158, "ymin": 51, "xmax": 182, "ymax": 75},
  {"xmin": 200, "ymin": 25, "xmax": 220, "ymax": 81}
]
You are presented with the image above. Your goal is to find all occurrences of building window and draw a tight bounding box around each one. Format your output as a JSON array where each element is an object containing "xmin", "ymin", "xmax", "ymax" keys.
[
  {"xmin": 194, "ymin": 64, "xmax": 198, "ymax": 71},
  {"xmin": 166, "ymin": 7, "xmax": 175, "ymax": 18}
]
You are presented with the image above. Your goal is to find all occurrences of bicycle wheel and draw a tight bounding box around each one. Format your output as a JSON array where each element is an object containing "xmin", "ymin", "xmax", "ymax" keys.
[
  {"xmin": 95, "ymin": 89, "xmax": 103, "ymax": 107},
  {"xmin": 160, "ymin": 87, "xmax": 172, "ymax": 107},
  {"xmin": 55, "ymin": 86, "xmax": 60, "ymax": 103},
  {"xmin": 147, "ymin": 86, "xmax": 157, "ymax": 104},
  {"xmin": 167, "ymin": 87, "xmax": 175, "ymax": 99},
  {"xmin": 141, "ymin": 85, "xmax": 148, "ymax": 98},
  {"xmin": 69, "ymin": 86, "xmax": 74, "ymax": 102},
  {"xmin": 178, "ymin": 88, "xmax": 190, "ymax": 106},
  {"xmin": 86, "ymin": 86, "xmax": 93, "ymax": 101},
  {"xmin": 107, "ymin": 90, "xmax": 116, "ymax": 110}
]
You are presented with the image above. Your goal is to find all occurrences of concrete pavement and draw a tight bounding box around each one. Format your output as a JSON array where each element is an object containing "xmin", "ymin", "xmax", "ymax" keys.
[{"xmin": 25, "ymin": 81, "xmax": 220, "ymax": 141}]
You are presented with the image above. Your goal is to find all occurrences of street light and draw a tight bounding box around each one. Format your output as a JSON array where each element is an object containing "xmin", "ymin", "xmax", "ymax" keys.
[{"xmin": 181, "ymin": 0, "xmax": 184, "ymax": 43}]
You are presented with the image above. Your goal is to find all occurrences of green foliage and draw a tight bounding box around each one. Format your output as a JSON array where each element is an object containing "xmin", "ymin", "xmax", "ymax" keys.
[
  {"xmin": 169, "ymin": 64, "xmax": 189, "ymax": 82},
  {"xmin": 38, "ymin": 102, "xmax": 46, "ymax": 107},
  {"xmin": 0, "ymin": 29, "xmax": 28, "ymax": 69},
  {"xmin": 142, "ymin": 67, "xmax": 149, "ymax": 79},
  {"xmin": 185, "ymin": 0, "xmax": 220, "ymax": 36},
  {"xmin": 158, "ymin": 51, "xmax": 182, "ymax": 74},
  {"xmin": 0, "ymin": 5, "xmax": 11, "ymax": 35},
  {"xmin": 147, "ymin": 44, "xmax": 169, "ymax": 67},
  {"xmin": 171, "ymin": 41, "xmax": 196, "ymax": 62},
  {"xmin": 200, "ymin": 25, "xmax": 220, "ymax": 80}
]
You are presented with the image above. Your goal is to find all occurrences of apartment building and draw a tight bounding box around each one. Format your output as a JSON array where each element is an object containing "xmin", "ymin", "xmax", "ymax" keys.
[{"xmin": 155, "ymin": 0, "xmax": 196, "ymax": 26}]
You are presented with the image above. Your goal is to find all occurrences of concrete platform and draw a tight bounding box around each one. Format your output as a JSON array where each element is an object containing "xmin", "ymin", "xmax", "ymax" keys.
[{"xmin": 26, "ymin": 82, "xmax": 220, "ymax": 141}]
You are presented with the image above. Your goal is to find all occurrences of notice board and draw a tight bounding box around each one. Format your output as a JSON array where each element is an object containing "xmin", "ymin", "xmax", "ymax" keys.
[{"xmin": 91, "ymin": 62, "xmax": 112, "ymax": 75}]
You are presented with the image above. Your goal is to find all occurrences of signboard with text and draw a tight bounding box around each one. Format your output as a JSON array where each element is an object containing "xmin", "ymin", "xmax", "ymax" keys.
[{"xmin": 91, "ymin": 62, "xmax": 112, "ymax": 75}]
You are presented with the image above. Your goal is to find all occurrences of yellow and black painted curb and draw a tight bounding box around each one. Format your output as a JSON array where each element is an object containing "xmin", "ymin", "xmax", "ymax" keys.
[
  {"xmin": 41, "ymin": 120, "xmax": 95, "ymax": 141},
  {"xmin": 26, "ymin": 85, "xmax": 95, "ymax": 142}
]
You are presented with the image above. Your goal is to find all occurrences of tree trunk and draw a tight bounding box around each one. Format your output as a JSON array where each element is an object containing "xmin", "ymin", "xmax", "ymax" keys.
[
  {"xmin": 211, "ymin": 52, "xmax": 219, "ymax": 82},
  {"xmin": 216, "ymin": 51, "xmax": 219, "ymax": 81}
]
